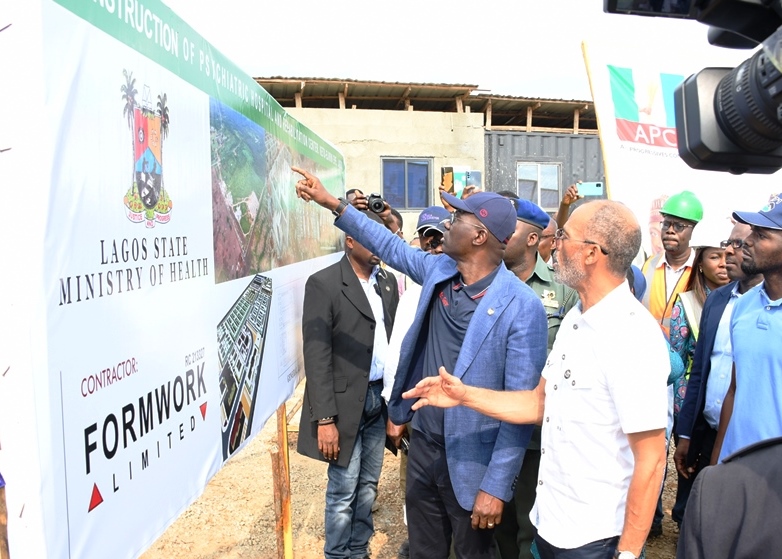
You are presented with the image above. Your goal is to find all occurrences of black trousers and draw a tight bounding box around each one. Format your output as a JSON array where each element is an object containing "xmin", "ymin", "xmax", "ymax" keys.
[
  {"xmin": 493, "ymin": 449, "xmax": 540, "ymax": 559},
  {"xmin": 406, "ymin": 429, "xmax": 495, "ymax": 559}
]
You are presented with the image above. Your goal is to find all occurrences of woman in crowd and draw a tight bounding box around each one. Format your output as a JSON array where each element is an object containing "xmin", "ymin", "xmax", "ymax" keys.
[{"xmin": 670, "ymin": 236, "xmax": 730, "ymax": 407}]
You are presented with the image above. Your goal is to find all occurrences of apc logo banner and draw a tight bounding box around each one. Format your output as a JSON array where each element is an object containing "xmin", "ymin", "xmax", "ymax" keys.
[{"xmin": 608, "ymin": 65, "xmax": 683, "ymax": 149}]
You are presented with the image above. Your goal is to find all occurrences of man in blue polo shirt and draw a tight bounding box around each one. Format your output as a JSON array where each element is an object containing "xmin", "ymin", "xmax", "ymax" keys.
[{"xmin": 713, "ymin": 195, "xmax": 782, "ymax": 463}]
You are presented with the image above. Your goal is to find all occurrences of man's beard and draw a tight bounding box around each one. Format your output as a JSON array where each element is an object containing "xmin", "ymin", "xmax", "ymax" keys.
[
  {"xmin": 553, "ymin": 250, "xmax": 586, "ymax": 288},
  {"xmin": 740, "ymin": 258, "xmax": 760, "ymax": 277}
]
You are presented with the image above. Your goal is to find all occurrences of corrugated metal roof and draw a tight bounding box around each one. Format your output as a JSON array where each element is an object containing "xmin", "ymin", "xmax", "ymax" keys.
[
  {"xmin": 255, "ymin": 77, "xmax": 479, "ymax": 111},
  {"xmin": 469, "ymin": 96, "xmax": 595, "ymax": 130},
  {"xmin": 254, "ymin": 77, "xmax": 597, "ymax": 131}
]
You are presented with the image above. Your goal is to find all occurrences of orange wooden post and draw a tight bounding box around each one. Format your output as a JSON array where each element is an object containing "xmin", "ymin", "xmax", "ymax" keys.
[{"xmin": 271, "ymin": 403, "xmax": 293, "ymax": 559}]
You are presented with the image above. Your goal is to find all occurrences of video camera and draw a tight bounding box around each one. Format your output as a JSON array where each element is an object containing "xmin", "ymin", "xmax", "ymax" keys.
[{"xmin": 605, "ymin": 0, "xmax": 782, "ymax": 174}]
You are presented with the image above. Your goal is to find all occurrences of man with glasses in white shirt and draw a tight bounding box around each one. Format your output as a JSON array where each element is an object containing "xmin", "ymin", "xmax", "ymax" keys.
[{"xmin": 404, "ymin": 200, "xmax": 669, "ymax": 559}]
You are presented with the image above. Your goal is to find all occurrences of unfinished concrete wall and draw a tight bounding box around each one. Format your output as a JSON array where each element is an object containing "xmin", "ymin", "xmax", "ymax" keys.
[{"xmin": 287, "ymin": 108, "xmax": 484, "ymax": 239}]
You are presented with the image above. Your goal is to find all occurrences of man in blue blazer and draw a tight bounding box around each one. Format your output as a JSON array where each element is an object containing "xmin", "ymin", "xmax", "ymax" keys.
[
  {"xmin": 294, "ymin": 168, "xmax": 547, "ymax": 559},
  {"xmin": 674, "ymin": 221, "xmax": 762, "ymax": 480}
]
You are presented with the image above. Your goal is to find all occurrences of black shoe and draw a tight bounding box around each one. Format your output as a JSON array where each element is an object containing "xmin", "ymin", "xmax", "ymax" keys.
[
  {"xmin": 397, "ymin": 539, "xmax": 410, "ymax": 559},
  {"xmin": 649, "ymin": 522, "xmax": 663, "ymax": 538}
]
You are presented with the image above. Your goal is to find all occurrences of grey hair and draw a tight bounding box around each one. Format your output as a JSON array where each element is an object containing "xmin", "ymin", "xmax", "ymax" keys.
[{"xmin": 584, "ymin": 202, "xmax": 641, "ymax": 277}]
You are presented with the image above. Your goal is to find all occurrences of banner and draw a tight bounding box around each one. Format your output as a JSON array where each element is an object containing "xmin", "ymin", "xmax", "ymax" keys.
[
  {"xmin": 583, "ymin": 41, "xmax": 779, "ymax": 254},
  {"xmin": 0, "ymin": 1, "xmax": 345, "ymax": 558}
]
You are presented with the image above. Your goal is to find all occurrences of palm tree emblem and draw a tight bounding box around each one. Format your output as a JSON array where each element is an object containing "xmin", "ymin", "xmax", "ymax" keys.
[
  {"xmin": 121, "ymin": 70, "xmax": 173, "ymax": 227},
  {"xmin": 157, "ymin": 93, "xmax": 170, "ymax": 140},
  {"xmin": 121, "ymin": 69, "xmax": 137, "ymax": 181}
]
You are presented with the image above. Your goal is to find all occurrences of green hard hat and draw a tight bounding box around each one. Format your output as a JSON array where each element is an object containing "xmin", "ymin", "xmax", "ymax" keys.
[{"xmin": 660, "ymin": 191, "xmax": 703, "ymax": 223}]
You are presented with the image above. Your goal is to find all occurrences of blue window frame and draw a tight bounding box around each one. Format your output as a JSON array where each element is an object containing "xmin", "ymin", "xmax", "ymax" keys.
[{"xmin": 382, "ymin": 158, "xmax": 431, "ymax": 210}]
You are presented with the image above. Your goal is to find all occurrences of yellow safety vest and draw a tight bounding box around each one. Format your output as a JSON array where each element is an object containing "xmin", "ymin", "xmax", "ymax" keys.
[{"xmin": 641, "ymin": 253, "xmax": 692, "ymax": 337}]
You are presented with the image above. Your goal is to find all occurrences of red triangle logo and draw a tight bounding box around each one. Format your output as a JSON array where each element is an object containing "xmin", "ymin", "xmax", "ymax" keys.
[
  {"xmin": 88, "ymin": 484, "xmax": 104, "ymax": 512},
  {"xmin": 200, "ymin": 402, "xmax": 208, "ymax": 420}
]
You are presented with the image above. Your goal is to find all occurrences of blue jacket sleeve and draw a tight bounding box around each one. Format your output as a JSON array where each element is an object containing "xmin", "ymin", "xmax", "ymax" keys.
[{"xmin": 335, "ymin": 205, "xmax": 434, "ymax": 285}]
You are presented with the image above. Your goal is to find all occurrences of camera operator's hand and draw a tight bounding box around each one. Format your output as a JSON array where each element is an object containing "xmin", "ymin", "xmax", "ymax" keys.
[
  {"xmin": 292, "ymin": 166, "xmax": 341, "ymax": 212},
  {"xmin": 377, "ymin": 202, "xmax": 397, "ymax": 231},
  {"xmin": 347, "ymin": 191, "xmax": 397, "ymax": 232},
  {"xmin": 348, "ymin": 192, "xmax": 370, "ymax": 211}
]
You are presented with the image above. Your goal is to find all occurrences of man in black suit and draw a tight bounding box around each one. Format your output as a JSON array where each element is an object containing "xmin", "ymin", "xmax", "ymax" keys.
[
  {"xmin": 676, "ymin": 437, "xmax": 782, "ymax": 559},
  {"xmin": 297, "ymin": 210, "xmax": 399, "ymax": 559},
  {"xmin": 673, "ymin": 221, "xmax": 762, "ymax": 480}
]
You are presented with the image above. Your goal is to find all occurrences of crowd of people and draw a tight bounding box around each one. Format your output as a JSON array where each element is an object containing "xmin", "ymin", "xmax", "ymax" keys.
[{"xmin": 292, "ymin": 165, "xmax": 782, "ymax": 559}]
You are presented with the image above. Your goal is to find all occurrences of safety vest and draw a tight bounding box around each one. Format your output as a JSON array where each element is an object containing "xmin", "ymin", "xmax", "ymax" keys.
[{"xmin": 641, "ymin": 252, "xmax": 692, "ymax": 337}]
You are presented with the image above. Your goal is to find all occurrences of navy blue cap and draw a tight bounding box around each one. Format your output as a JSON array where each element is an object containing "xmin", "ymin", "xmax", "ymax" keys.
[
  {"xmin": 733, "ymin": 194, "xmax": 782, "ymax": 231},
  {"xmin": 442, "ymin": 191, "xmax": 517, "ymax": 244},
  {"xmin": 514, "ymin": 199, "xmax": 550, "ymax": 229},
  {"xmin": 416, "ymin": 206, "xmax": 451, "ymax": 236}
]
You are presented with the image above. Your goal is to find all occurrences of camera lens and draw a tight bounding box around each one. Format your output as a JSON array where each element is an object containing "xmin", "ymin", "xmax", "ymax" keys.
[
  {"xmin": 715, "ymin": 49, "xmax": 782, "ymax": 153},
  {"xmin": 368, "ymin": 195, "xmax": 385, "ymax": 213}
]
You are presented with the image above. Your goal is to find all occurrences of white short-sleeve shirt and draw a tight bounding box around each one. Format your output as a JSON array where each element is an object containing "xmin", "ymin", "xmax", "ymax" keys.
[{"xmin": 531, "ymin": 282, "xmax": 669, "ymax": 549}]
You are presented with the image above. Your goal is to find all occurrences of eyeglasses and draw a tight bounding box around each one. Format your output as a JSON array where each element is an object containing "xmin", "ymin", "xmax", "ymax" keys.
[
  {"xmin": 443, "ymin": 212, "xmax": 486, "ymax": 232},
  {"xmin": 424, "ymin": 237, "xmax": 444, "ymax": 249},
  {"xmin": 554, "ymin": 228, "xmax": 609, "ymax": 255},
  {"xmin": 720, "ymin": 239, "xmax": 744, "ymax": 249},
  {"xmin": 661, "ymin": 220, "xmax": 695, "ymax": 233}
]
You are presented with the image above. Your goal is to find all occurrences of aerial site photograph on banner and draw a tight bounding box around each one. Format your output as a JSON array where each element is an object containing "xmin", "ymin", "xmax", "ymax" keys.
[{"xmin": 0, "ymin": 0, "xmax": 344, "ymax": 558}]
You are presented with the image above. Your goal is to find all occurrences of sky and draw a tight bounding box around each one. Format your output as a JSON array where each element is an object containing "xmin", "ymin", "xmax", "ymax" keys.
[{"xmin": 161, "ymin": 0, "xmax": 754, "ymax": 101}]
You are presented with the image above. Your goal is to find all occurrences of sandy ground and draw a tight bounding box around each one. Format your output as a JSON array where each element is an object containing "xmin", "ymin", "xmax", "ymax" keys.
[{"xmin": 141, "ymin": 383, "xmax": 681, "ymax": 559}]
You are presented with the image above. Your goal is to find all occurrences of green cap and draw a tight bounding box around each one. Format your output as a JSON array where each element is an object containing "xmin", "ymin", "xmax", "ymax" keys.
[{"xmin": 660, "ymin": 191, "xmax": 703, "ymax": 223}]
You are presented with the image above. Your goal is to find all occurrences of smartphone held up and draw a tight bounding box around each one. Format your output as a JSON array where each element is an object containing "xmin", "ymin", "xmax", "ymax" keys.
[{"xmin": 576, "ymin": 181, "xmax": 604, "ymax": 197}]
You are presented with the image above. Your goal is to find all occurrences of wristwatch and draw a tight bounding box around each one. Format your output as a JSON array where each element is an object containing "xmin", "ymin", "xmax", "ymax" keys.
[
  {"xmin": 332, "ymin": 197, "xmax": 348, "ymax": 218},
  {"xmin": 614, "ymin": 551, "xmax": 637, "ymax": 559}
]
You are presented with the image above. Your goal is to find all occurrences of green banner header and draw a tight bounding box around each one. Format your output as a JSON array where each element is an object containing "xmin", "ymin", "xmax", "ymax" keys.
[{"xmin": 54, "ymin": 0, "xmax": 343, "ymax": 171}]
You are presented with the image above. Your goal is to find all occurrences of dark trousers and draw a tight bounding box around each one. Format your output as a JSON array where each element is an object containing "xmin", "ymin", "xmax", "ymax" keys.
[
  {"xmin": 407, "ymin": 429, "xmax": 495, "ymax": 559},
  {"xmin": 535, "ymin": 535, "xmax": 618, "ymax": 559},
  {"xmin": 690, "ymin": 427, "xmax": 718, "ymax": 475},
  {"xmin": 672, "ymin": 426, "xmax": 718, "ymax": 526},
  {"xmin": 670, "ymin": 432, "xmax": 692, "ymax": 525},
  {"xmin": 494, "ymin": 450, "xmax": 540, "ymax": 559}
]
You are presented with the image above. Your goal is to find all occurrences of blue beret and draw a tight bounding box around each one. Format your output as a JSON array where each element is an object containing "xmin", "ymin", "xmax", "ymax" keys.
[{"xmin": 514, "ymin": 199, "xmax": 550, "ymax": 230}]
